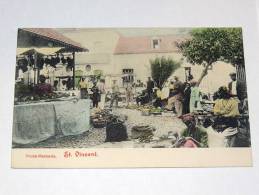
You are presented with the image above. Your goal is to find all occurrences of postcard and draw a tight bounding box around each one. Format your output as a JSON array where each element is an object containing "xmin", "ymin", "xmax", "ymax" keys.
[{"xmin": 12, "ymin": 28, "xmax": 252, "ymax": 168}]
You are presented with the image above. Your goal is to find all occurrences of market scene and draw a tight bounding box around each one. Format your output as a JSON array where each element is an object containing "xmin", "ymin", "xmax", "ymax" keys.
[{"xmin": 12, "ymin": 28, "xmax": 250, "ymax": 148}]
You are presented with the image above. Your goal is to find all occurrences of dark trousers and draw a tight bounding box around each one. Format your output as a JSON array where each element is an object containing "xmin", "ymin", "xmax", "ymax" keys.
[{"xmin": 93, "ymin": 100, "xmax": 98, "ymax": 108}]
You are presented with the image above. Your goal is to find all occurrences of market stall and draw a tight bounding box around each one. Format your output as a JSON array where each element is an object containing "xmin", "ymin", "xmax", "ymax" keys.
[
  {"xmin": 13, "ymin": 28, "xmax": 90, "ymax": 145},
  {"xmin": 13, "ymin": 99, "xmax": 91, "ymax": 144}
]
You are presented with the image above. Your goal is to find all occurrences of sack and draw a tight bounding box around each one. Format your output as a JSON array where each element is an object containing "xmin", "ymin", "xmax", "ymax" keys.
[{"xmin": 105, "ymin": 120, "xmax": 128, "ymax": 142}]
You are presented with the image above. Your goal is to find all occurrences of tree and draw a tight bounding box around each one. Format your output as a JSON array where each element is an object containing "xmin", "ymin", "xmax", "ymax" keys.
[
  {"xmin": 150, "ymin": 57, "xmax": 181, "ymax": 89},
  {"xmin": 222, "ymin": 28, "xmax": 244, "ymax": 67},
  {"xmin": 178, "ymin": 28, "xmax": 244, "ymax": 86}
]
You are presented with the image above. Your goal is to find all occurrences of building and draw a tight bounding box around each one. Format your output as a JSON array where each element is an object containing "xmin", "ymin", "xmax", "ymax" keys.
[{"xmin": 62, "ymin": 29, "xmax": 236, "ymax": 94}]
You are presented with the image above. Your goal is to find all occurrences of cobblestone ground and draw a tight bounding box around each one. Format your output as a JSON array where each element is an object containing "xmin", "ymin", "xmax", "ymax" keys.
[{"xmin": 13, "ymin": 108, "xmax": 186, "ymax": 148}]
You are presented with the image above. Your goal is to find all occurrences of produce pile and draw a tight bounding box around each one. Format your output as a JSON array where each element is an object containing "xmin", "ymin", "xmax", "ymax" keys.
[
  {"xmin": 14, "ymin": 82, "xmax": 73, "ymax": 104},
  {"xmin": 131, "ymin": 125, "xmax": 156, "ymax": 143},
  {"xmin": 90, "ymin": 109, "xmax": 127, "ymax": 128},
  {"xmin": 125, "ymin": 104, "xmax": 163, "ymax": 115},
  {"xmin": 90, "ymin": 109, "xmax": 113, "ymax": 128}
]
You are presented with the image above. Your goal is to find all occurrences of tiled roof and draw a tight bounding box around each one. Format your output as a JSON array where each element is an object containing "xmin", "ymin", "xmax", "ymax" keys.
[
  {"xmin": 114, "ymin": 35, "xmax": 188, "ymax": 54},
  {"xmin": 20, "ymin": 28, "xmax": 88, "ymax": 52}
]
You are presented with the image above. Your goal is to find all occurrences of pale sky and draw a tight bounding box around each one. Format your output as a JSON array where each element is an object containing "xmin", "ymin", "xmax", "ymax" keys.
[{"xmin": 57, "ymin": 28, "xmax": 191, "ymax": 37}]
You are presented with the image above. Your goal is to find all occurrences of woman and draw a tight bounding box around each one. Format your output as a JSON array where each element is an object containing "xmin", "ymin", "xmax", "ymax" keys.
[
  {"xmin": 189, "ymin": 81, "xmax": 202, "ymax": 113},
  {"xmin": 213, "ymin": 86, "xmax": 240, "ymax": 146},
  {"xmin": 78, "ymin": 77, "xmax": 88, "ymax": 99}
]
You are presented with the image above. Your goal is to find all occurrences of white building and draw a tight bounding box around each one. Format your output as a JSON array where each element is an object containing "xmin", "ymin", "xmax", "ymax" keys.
[{"xmin": 62, "ymin": 29, "xmax": 236, "ymax": 94}]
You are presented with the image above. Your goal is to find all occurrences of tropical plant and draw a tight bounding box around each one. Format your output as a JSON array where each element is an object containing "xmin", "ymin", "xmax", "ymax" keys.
[{"xmin": 150, "ymin": 57, "xmax": 181, "ymax": 89}]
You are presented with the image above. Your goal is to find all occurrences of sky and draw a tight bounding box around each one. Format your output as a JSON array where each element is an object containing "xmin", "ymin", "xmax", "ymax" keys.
[{"xmin": 57, "ymin": 28, "xmax": 192, "ymax": 37}]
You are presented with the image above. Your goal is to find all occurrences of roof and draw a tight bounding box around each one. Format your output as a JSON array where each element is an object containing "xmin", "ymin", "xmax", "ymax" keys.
[
  {"xmin": 18, "ymin": 28, "xmax": 88, "ymax": 52},
  {"xmin": 114, "ymin": 35, "xmax": 188, "ymax": 55},
  {"xmin": 16, "ymin": 47, "xmax": 64, "ymax": 56}
]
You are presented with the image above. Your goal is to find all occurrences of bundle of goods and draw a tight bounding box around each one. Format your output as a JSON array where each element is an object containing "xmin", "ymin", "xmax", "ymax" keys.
[
  {"xmin": 90, "ymin": 109, "xmax": 112, "ymax": 128},
  {"xmin": 141, "ymin": 108, "xmax": 150, "ymax": 116},
  {"xmin": 14, "ymin": 85, "xmax": 70, "ymax": 104},
  {"xmin": 105, "ymin": 115, "xmax": 128, "ymax": 142},
  {"xmin": 131, "ymin": 125, "xmax": 156, "ymax": 143},
  {"xmin": 149, "ymin": 107, "xmax": 163, "ymax": 115}
]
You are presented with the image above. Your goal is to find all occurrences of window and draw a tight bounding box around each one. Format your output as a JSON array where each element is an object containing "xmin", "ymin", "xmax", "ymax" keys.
[
  {"xmin": 152, "ymin": 39, "xmax": 160, "ymax": 49},
  {"xmin": 122, "ymin": 69, "xmax": 134, "ymax": 85}
]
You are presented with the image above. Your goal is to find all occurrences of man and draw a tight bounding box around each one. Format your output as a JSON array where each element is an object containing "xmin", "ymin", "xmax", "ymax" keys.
[
  {"xmin": 125, "ymin": 83, "xmax": 134, "ymax": 106},
  {"xmin": 228, "ymin": 73, "xmax": 238, "ymax": 97},
  {"xmin": 146, "ymin": 77, "xmax": 154, "ymax": 101},
  {"xmin": 110, "ymin": 80, "xmax": 120, "ymax": 108},
  {"xmin": 91, "ymin": 82, "xmax": 100, "ymax": 108},
  {"xmin": 182, "ymin": 82, "xmax": 191, "ymax": 114},
  {"xmin": 97, "ymin": 79, "xmax": 106, "ymax": 109},
  {"xmin": 34, "ymin": 75, "xmax": 53, "ymax": 96},
  {"xmin": 166, "ymin": 76, "xmax": 183, "ymax": 116}
]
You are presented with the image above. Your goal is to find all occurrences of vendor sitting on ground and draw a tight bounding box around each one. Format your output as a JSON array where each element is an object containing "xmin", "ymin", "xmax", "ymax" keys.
[
  {"xmin": 136, "ymin": 89, "xmax": 149, "ymax": 106},
  {"xmin": 34, "ymin": 75, "xmax": 53, "ymax": 96},
  {"xmin": 177, "ymin": 114, "xmax": 208, "ymax": 148},
  {"xmin": 213, "ymin": 86, "xmax": 240, "ymax": 131}
]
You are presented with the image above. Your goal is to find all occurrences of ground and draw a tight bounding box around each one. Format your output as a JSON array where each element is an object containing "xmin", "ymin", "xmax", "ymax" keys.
[{"xmin": 14, "ymin": 108, "xmax": 186, "ymax": 148}]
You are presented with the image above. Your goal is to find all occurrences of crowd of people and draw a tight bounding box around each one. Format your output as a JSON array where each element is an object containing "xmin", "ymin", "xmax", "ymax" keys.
[{"xmin": 29, "ymin": 71, "xmax": 248, "ymax": 148}]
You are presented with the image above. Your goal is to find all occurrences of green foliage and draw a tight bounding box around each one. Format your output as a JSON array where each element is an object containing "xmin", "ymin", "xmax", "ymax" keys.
[
  {"xmin": 179, "ymin": 28, "xmax": 225, "ymax": 65},
  {"xmin": 222, "ymin": 28, "xmax": 244, "ymax": 67},
  {"xmin": 178, "ymin": 28, "xmax": 245, "ymax": 85},
  {"xmin": 150, "ymin": 57, "xmax": 181, "ymax": 89}
]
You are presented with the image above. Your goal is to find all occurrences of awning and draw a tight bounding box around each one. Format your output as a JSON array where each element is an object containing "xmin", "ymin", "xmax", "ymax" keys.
[
  {"xmin": 17, "ymin": 47, "xmax": 64, "ymax": 56},
  {"xmin": 18, "ymin": 28, "xmax": 88, "ymax": 52}
]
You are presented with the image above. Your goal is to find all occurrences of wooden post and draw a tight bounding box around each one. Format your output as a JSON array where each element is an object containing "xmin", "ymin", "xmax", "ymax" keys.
[
  {"xmin": 72, "ymin": 51, "xmax": 75, "ymax": 90},
  {"xmin": 34, "ymin": 51, "xmax": 37, "ymax": 86}
]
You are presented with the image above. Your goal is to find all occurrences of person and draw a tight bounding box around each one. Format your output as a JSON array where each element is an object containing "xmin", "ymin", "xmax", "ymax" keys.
[
  {"xmin": 153, "ymin": 87, "xmax": 163, "ymax": 108},
  {"xmin": 228, "ymin": 73, "xmax": 238, "ymax": 97},
  {"xmin": 146, "ymin": 77, "xmax": 154, "ymax": 101},
  {"xmin": 110, "ymin": 80, "xmax": 120, "ymax": 108},
  {"xmin": 78, "ymin": 77, "xmax": 88, "ymax": 99},
  {"xmin": 165, "ymin": 77, "xmax": 183, "ymax": 116},
  {"xmin": 213, "ymin": 86, "xmax": 240, "ymax": 128},
  {"xmin": 212, "ymin": 86, "xmax": 240, "ymax": 146},
  {"xmin": 60, "ymin": 80, "xmax": 67, "ymax": 91},
  {"xmin": 97, "ymin": 79, "xmax": 106, "ymax": 109},
  {"xmin": 182, "ymin": 82, "xmax": 191, "ymax": 114},
  {"xmin": 189, "ymin": 81, "xmax": 202, "ymax": 113},
  {"xmin": 173, "ymin": 76, "xmax": 183, "ymax": 91},
  {"xmin": 161, "ymin": 81, "xmax": 170, "ymax": 104},
  {"xmin": 91, "ymin": 83, "xmax": 100, "ymax": 108},
  {"xmin": 53, "ymin": 80, "xmax": 59, "ymax": 91},
  {"xmin": 125, "ymin": 83, "xmax": 134, "ymax": 106},
  {"xmin": 34, "ymin": 75, "xmax": 53, "ymax": 96},
  {"xmin": 66, "ymin": 77, "xmax": 73, "ymax": 90},
  {"xmin": 136, "ymin": 90, "xmax": 149, "ymax": 106},
  {"xmin": 178, "ymin": 114, "xmax": 208, "ymax": 148}
]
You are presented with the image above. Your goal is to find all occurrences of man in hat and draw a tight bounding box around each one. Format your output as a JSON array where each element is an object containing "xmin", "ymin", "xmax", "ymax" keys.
[
  {"xmin": 178, "ymin": 114, "xmax": 208, "ymax": 147},
  {"xmin": 146, "ymin": 77, "xmax": 154, "ymax": 101},
  {"xmin": 228, "ymin": 73, "xmax": 238, "ymax": 97},
  {"xmin": 110, "ymin": 80, "xmax": 120, "ymax": 108}
]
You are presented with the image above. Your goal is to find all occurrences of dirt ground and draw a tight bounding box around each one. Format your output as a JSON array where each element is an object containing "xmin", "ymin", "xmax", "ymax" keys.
[{"xmin": 13, "ymin": 108, "xmax": 186, "ymax": 148}]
